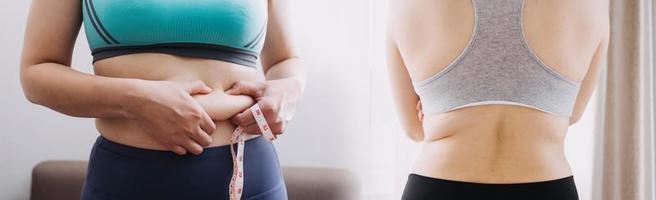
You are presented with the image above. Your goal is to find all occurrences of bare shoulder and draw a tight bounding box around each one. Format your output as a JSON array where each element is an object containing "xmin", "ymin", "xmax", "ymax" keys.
[
  {"xmin": 560, "ymin": 0, "xmax": 609, "ymax": 32},
  {"xmin": 569, "ymin": 0, "xmax": 610, "ymax": 45}
]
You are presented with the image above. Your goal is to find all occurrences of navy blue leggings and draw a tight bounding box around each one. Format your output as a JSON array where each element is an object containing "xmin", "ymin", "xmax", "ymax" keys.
[{"xmin": 81, "ymin": 136, "xmax": 287, "ymax": 200}]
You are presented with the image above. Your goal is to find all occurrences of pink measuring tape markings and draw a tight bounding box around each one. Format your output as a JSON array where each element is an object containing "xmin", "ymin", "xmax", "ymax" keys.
[{"xmin": 229, "ymin": 104, "xmax": 277, "ymax": 200}]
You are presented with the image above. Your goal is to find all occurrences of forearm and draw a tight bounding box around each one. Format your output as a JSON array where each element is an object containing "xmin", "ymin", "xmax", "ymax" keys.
[
  {"xmin": 398, "ymin": 111, "xmax": 425, "ymax": 142},
  {"xmin": 263, "ymin": 58, "xmax": 305, "ymax": 119},
  {"xmin": 386, "ymin": 36, "xmax": 425, "ymax": 142},
  {"xmin": 390, "ymin": 88, "xmax": 425, "ymax": 142},
  {"xmin": 264, "ymin": 58, "xmax": 306, "ymax": 91},
  {"xmin": 21, "ymin": 62, "xmax": 137, "ymax": 119}
]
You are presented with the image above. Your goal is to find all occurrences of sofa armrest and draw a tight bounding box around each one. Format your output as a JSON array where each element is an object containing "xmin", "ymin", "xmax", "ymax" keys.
[
  {"xmin": 31, "ymin": 161, "xmax": 87, "ymax": 200},
  {"xmin": 283, "ymin": 167, "xmax": 360, "ymax": 200}
]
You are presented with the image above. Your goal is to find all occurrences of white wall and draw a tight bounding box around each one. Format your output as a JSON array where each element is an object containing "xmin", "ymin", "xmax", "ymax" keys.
[{"xmin": 0, "ymin": 1, "xmax": 598, "ymax": 200}]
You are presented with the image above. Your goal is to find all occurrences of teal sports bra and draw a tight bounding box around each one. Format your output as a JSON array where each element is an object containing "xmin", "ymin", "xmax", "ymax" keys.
[{"xmin": 81, "ymin": 0, "xmax": 267, "ymax": 68}]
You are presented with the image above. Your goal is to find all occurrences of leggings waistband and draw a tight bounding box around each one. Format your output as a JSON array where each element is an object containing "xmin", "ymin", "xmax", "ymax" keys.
[
  {"xmin": 95, "ymin": 135, "xmax": 265, "ymax": 161},
  {"xmin": 402, "ymin": 173, "xmax": 578, "ymax": 200},
  {"xmin": 82, "ymin": 135, "xmax": 286, "ymax": 200}
]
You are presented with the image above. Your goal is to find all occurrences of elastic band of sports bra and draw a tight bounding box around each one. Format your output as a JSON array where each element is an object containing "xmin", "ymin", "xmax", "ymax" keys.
[{"xmin": 229, "ymin": 104, "xmax": 277, "ymax": 200}]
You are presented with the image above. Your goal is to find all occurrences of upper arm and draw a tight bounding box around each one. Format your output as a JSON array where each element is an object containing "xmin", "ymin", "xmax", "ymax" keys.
[
  {"xmin": 387, "ymin": 30, "xmax": 424, "ymax": 142},
  {"xmin": 259, "ymin": 0, "xmax": 300, "ymax": 72},
  {"xmin": 21, "ymin": 0, "xmax": 82, "ymax": 68},
  {"xmin": 569, "ymin": 17, "xmax": 609, "ymax": 125}
]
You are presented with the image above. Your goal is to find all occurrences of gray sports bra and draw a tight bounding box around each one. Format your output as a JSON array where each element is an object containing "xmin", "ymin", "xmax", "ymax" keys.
[{"xmin": 412, "ymin": 0, "xmax": 581, "ymax": 117}]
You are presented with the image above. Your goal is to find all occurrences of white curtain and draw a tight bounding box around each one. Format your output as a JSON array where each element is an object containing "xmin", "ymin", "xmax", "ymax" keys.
[{"xmin": 592, "ymin": 0, "xmax": 656, "ymax": 200}]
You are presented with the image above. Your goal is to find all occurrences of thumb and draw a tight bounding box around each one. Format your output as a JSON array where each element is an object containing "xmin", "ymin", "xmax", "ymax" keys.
[
  {"xmin": 226, "ymin": 81, "xmax": 266, "ymax": 97},
  {"xmin": 184, "ymin": 80, "xmax": 212, "ymax": 95}
]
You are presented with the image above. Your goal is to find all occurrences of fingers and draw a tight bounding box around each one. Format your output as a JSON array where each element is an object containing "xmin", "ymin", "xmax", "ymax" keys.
[
  {"xmin": 231, "ymin": 109, "xmax": 256, "ymax": 128},
  {"xmin": 171, "ymin": 132, "xmax": 208, "ymax": 155},
  {"xmin": 172, "ymin": 145, "xmax": 187, "ymax": 155},
  {"xmin": 269, "ymin": 118, "xmax": 286, "ymax": 136},
  {"xmin": 198, "ymin": 108, "xmax": 217, "ymax": 135},
  {"xmin": 190, "ymin": 126, "xmax": 213, "ymax": 147},
  {"xmin": 416, "ymin": 101, "xmax": 424, "ymax": 121},
  {"xmin": 184, "ymin": 80, "xmax": 212, "ymax": 95},
  {"xmin": 242, "ymin": 124, "xmax": 261, "ymax": 134},
  {"xmin": 225, "ymin": 81, "xmax": 266, "ymax": 97},
  {"xmin": 180, "ymin": 138, "xmax": 204, "ymax": 155},
  {"xmin": 189, "ymin": 107, "xmax": 214, "ymax": 147},
  {"xmin": 258, "ymin": 100, "xmax": 285, "ymax": 135},
  {"xmin": 243, "ymin": 119, "xmax": 285, "ymax": 135}
]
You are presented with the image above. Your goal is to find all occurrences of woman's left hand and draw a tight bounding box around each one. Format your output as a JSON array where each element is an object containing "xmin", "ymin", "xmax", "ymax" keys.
[{"xmin": 226, "ymin": 78, "xmax": 303, "ymax": 136}]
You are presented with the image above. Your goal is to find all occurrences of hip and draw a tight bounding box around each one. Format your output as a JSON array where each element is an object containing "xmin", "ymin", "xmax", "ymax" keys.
[{"xmin": 81, "ymin": 135, "xmax": 286, "ymax": 200}]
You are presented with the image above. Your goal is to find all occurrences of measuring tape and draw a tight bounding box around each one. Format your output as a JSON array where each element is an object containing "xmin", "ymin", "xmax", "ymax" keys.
[{"xmin": 229, "ymin": 104, "xmax": 277, "ymax": 200}]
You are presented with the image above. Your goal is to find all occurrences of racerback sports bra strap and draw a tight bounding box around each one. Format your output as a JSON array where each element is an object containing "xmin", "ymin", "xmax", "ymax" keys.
[{"xmin": 412, "ymin": 0, "xmax": 581, "ymax": 117}]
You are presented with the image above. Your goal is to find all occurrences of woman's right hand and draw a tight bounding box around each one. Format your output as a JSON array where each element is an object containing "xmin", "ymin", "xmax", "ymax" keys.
[
  {"xmin": 417, "ymin": 100, "xmax": 424, "ymax": 122},
  {"xmin": 125, "ymin": 80, "xmax": 217, "ymax": 155}
]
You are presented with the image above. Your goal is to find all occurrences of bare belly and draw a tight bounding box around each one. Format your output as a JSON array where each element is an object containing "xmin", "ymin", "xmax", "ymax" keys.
[
  {"xmin": 413, "ymin": 105, "xmax": 572, "ymax": 183},
  {"xmin": 93, "ymin": 53, "xmax": 259, "ymax": 150}
]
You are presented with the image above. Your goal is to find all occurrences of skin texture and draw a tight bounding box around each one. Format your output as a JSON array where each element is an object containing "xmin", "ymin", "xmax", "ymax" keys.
[
  {"xmin": 388, "ymin": 0, "xmax": 609, "ymax": 183},
  {"xmin": 229, "ymin": 0, "xmax": 306, "ymax": 135},
  {"xmin": 20, "ymin": 0, "xmax": 305, "ymax": 156}
]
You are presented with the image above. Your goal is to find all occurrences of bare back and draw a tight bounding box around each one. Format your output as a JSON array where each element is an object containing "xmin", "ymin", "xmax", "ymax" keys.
[{"xmin": 387, "ymin": 0, "xmax": 609, "ymax": 183}]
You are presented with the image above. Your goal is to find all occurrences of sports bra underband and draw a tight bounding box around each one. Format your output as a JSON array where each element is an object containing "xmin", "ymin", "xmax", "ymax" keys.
[
  {"xmin": 412, "ymin": 0, "xmax": 581, "ymax": 117},
  {"xmin": 81, "ymin": 0, "xmax": 267, "ymax": 68}
]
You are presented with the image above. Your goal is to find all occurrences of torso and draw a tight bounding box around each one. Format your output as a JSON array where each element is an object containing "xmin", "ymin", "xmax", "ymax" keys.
[
  {"xmin": 94, "ymin": 53, "xmax": 259, "ymax": 150},
  {"xmin": 82, "ymin": 0, "xmax": 268, "ymax": 150},
  {"xmin": 389, "ymin": 0, "xmax": 606, "ymax": 183}
]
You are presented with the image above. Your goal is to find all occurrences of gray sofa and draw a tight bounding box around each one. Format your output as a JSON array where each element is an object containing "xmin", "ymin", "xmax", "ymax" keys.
[{"xmin": 31, "ymin": 161, "xmax": 360, "ymax": 200}]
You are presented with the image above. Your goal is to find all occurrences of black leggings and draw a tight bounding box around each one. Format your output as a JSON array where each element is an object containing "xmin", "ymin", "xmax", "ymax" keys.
[
  {"xmin": 402, "ymin": 174, "xmax": 578, "ymax": 200},
  {"xmin": 81, "ymin": 136, "xmax": 287, "ymax": 200}
]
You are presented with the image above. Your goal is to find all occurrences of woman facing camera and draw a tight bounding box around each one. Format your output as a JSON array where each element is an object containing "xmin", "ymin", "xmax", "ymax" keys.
[
  {"xmin": 387, "ymin": 0, "xmax": 608, "ymax": 199},
  {"xmin": 20, "ymin": 0, "xmax": 305, "ymax": 199}
]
